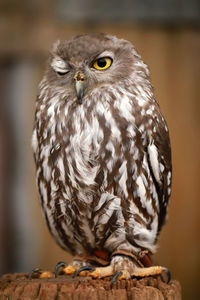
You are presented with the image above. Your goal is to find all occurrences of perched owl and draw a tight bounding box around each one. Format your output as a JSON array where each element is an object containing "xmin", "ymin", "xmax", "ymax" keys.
[{"xmin": 32, "ymin": 33, "xmax": 172, "ymax": 282}]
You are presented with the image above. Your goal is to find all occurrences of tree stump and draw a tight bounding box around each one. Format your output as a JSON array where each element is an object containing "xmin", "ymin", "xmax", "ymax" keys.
[{"xmin": 0, "ymin": 273, "xmax": 182, "ymax": 300}]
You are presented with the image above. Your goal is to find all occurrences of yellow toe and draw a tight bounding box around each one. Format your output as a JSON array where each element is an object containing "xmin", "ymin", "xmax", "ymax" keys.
[
  {"xmin": 131, "ymin": 266, "xmax": 163, "ymax": 277},
  {"xmin": 40, "ymin": 271, "xmax": 54, "ymax": 278},
  {"xmin": 63, "ymin": 265, "xmax": 77, "ymax": 275},
  {"xmin": 89, "ymin": 266, "xmax": 113, "ymax": 278}
]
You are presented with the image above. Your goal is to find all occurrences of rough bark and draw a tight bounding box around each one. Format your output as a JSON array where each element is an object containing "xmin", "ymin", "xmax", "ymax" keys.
[{"xmin": 0, "ymin": 273, "xmax": 182, "ymax": 300}]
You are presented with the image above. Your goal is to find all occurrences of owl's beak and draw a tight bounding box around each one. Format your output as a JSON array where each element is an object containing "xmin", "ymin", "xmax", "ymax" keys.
[{"xmin": 74, "ymin": 72, "xmax": 86, "ymax": 104}]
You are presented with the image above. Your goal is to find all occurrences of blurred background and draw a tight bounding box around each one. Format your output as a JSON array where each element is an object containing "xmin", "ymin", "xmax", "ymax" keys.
[{"xmin": 0, "ymin": 0, "xmax": 200, "ymax": 299}]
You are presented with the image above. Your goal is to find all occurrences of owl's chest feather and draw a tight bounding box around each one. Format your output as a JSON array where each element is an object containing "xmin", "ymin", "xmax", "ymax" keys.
[{"xmin": 36, "ymin": 92, "xmax": 139, "ymax": 194}]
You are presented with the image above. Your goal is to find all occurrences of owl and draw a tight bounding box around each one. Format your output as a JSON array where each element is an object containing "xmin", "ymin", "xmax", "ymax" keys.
[{"xmin": 32, "ymin": 33, "xmax": 172, "ymax": 283}]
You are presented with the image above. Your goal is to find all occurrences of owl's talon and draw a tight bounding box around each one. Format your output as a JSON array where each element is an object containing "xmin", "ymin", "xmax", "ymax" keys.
[
  {"xmin": 110, "ymin": 271, "xmax": 123, "ymax": 288},
  {"xmin": 29, "ymin": 268, "xmax": 42, "ymax": 279},
  {"xmin": 73, "ymin": 266, "xmax": 95, "ymax": 278},
  {"xmin": 54, "ymin": 261, "xmax": 68, "ymax": 277},
  {"xmin": 161, "ymin": 267, "xmax": 171, "ymax": 284}
]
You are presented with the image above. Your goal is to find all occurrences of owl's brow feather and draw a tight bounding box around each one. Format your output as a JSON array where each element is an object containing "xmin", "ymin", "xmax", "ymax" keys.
[{"xmin": 51, "ymin": 56, "xmax": 69, "ymax": 73}]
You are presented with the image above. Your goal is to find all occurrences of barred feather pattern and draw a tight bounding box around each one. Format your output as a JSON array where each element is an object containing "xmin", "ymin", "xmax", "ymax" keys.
[{"xmin": 32, "ymin": 33, "xmax": 172, "ymax": 258}]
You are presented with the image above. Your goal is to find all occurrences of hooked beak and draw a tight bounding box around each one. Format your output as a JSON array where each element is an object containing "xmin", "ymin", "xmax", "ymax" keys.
[{"xmin": 74, "ymin": 72, "xmax": 86, "ymax": 104}]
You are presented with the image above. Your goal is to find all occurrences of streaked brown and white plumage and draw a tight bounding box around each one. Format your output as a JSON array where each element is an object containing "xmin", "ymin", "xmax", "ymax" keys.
[{"xmin": 32, "ymin": 33, "xmax": 172, "ymax": 278}]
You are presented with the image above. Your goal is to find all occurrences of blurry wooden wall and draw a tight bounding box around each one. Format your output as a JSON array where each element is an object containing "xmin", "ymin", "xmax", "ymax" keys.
[{"xmin": 0, "ymin": 1, "xmax": 200, "ymax": 299}]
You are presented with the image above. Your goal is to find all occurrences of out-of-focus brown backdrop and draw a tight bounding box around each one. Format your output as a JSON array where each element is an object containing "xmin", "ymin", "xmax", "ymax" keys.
[{"xmin": 0, "ymin": 1, "xmax": 200, "ymax": 299}]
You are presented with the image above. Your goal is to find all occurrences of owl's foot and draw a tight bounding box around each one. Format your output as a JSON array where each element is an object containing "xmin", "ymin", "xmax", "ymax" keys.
[
  {"xmin": 29, "ymin": 261, "xmax": 80, "ymax": 279},
  {"xmin": 29, "ymin": 260, "xmax": 88, "ymax": 279},
  {"xmin": 88, "ymin": 264, "xmax": 169, "ymax": 280},
  {"xmin": 55, "ymin": 259, "xmax": 96, "ymax": 277},
  {"xmin": 29, "ymin": 268, "xmax": 54, "ymax": 279},
  {"xmin": 55, "ymin": 252, "xmax": 110, "ymax": 277},
  {"xmin": 87, "ymin": 264, "xmax": 169, "ymax": 288},
  {"xmin": 88, "ymin": 250, "xmax": 170, "ymax": 286}
]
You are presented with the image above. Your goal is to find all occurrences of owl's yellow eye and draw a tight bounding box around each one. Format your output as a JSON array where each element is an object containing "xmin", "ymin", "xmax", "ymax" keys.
[{"xmin": 93, "ymin": 57, "xmax": 112, "ymax": 70}]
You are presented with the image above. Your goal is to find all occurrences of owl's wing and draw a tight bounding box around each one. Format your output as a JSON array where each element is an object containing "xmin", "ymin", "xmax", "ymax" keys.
[{"xmin": 146, "ymin": 108, "xmax": 172, "ymax": 234}]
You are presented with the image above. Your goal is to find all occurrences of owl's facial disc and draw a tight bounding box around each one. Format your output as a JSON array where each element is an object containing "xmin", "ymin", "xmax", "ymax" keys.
[{"xmin": 74, "ymin": 71, "xmax": 86, "ymax": 104}]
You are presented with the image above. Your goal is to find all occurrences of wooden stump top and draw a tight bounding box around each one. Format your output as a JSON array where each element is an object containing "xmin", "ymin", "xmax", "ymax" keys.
[{"xmin": 0, "ymin": 273, "xmax": 182, "ymax": 300}]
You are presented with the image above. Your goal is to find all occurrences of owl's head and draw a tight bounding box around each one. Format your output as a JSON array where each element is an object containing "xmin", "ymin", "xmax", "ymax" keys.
[{"xmin": 45, "ymin": 33, "xmax": 149, "ymax": 103}]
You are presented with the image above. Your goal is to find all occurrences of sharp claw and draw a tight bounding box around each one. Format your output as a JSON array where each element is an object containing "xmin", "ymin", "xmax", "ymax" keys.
[
  {"xmin": 29, "ymin": 268, "xmax": 42, "ymax": 279},
  {"xmin": 72, "ymin": 266, "xmax": 95, "ymax": 278},
  {"xmin": 161, "ymin": 267, "xmax": 171, "ymax": 284},
  {"xmin": 54, "ymin": 261, "xmax": 68, "ymax": 278},
  {"xmin": 110, "ymin": 271, "xmax": 123, "ymax": 289},
  {"xmin": 166, "ymin": 269, "xmax": 171, "ymax": 284}
]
